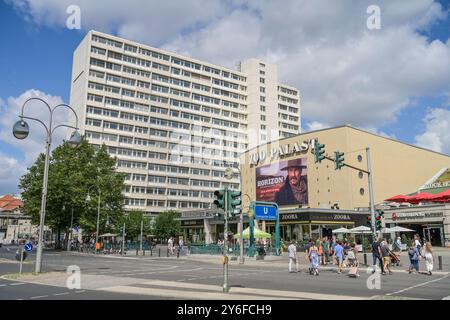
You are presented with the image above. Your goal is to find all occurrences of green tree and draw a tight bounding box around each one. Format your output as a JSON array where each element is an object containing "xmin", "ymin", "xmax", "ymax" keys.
[
  {"xmin": 19, "ymin": 139, "xmax": 125, "ymax": 248},
  {"xmin": 116, "ymin": 210, "xmax": 152, "ymax": 241},
  {"xmin": 152, "ymin": 210, "xmax": 181, "ymax": 242}
]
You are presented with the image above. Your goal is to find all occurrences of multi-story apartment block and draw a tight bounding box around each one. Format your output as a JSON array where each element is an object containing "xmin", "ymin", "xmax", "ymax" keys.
[{"xmin": 69, "ymin": 30, "xmax": 301, "ymax": 215}]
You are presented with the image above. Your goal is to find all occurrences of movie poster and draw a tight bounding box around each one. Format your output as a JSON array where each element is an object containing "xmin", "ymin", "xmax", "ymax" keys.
[{"xmin": 255, "ymin": 157, "xmax": 308, "ymax": 206}]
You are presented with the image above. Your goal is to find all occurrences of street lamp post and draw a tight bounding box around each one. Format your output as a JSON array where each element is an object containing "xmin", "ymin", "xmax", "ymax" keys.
[
  {"xmin": 12, "ymin": 97, "xmax": 80, "ymax": 273},
  {"xmin": 86, "ymin": 186, "xmax": 101, "ymax": 254}
]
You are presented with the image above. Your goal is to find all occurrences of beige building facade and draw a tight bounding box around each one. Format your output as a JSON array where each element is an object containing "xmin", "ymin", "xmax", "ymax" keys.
[
  {"xmin": 241, "ymin": 125, "xmax": 450, "ymax": 211},
  {"xmin": 69, "ymin": 30, "xmax": 301, "ymax": 215}
]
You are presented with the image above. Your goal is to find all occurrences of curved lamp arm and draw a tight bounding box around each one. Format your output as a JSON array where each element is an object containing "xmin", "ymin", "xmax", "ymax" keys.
[
  {"xmin": 51, "ymin": 124, "xmax": 79, "ymax": 135},
  {"xmin": 52, "ymin": 103, "xmax": 80, "ymax": 130},
  {"xmin": 19, "ymin": 98, "xmax": 53, "ymax": 135}
]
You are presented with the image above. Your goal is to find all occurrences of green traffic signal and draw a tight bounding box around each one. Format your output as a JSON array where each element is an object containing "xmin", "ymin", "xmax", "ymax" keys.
[
  {"xmin": 334, "ymin": 151, "xmax": 345, "ymax": 170},
  {"xmin": 228, "ymin": 190, "xmax": 242, "ymax": 216},
  {"xmin": 314, "ymin": 140, "xmax": 326, "ymax": 164},
  {"xmin": 213, "ymin": 189, "xmax": 225, "ymax": 209}
]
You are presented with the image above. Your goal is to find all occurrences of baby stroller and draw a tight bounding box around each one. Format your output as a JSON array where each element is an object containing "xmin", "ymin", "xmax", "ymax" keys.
[{"xmin": 389, "ymin": 251, "xmax": 401, "ymax": 266}]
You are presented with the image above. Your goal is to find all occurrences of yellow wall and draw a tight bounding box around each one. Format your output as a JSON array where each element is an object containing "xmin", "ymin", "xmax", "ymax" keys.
[{"xmin": 241, "ymin": 126, "xmax": 450, "ymax": 211}]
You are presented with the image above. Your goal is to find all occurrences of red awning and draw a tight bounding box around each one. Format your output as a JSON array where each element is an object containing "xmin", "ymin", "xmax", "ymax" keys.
[
  {"xmin": 384, "ymin": 194, "xmax": 409, "ymax": 203},
  {"xmin": 430, "ymin": 189, "xmax": 450, "ymax": 203},
  {"xmin": 406, "ymin": 192, "xmax": 435, "ymax": 204}
]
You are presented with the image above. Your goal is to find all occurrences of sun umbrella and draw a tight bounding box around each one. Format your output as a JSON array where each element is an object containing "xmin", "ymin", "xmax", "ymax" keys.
[
  {"xmin": 99, "ymin": 233, "xmax": 118, "ymax": 237},
  {"xmin": 233, "ymin": 226, "xmax": 271, "ymax": 239},
  {"xmin": 384, "ymin": 194, "xmax": 408, "ymax": 203},
  {"xmin": 332, "ymin": 227, "xmax": 351, "ymax": 234},
  {"xmin": 349, "ymin": 226, "xmax": 372, "ymax": 234},
  {"xmin": 430, "ymin": 189, "xmax": 450, "ymax": 203},
  {"xmin": 386, "ymin": 226, "xmax": 415, "ymax": 232},
  {"xmin": 406, "ymin": 192, "xmax": 434, "ymax": 204}
]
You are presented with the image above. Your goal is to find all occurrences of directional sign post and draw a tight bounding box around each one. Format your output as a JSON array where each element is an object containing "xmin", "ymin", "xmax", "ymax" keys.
[
  {"xmin": 24, "ymin": 242, "xmax": 33, "ymax": 252},
  {"xmin": 250, "ymin": 202, "xmax": 280, "ymax": 256}
]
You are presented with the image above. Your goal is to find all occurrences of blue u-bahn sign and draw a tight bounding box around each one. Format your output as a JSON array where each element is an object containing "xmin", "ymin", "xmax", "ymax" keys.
[{"xmin": 254, "ymin": 204, "xmax": 277, "ymax": 220}]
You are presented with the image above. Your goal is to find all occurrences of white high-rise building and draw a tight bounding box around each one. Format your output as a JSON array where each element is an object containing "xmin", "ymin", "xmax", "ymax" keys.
[{"xmin": 69, "ymin": 30, "xmax": 301, "ymax": 215}]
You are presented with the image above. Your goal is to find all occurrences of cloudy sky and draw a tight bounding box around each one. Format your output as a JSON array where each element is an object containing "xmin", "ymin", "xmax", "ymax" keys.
[{"xmin": 0, "ymin": 0, "xmax": 449, "ymax": 194}]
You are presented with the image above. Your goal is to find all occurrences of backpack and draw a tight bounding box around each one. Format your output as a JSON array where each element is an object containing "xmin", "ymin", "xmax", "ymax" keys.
[
  {"xmin": 408, "ymin": 248, "xmax": 418, "ymax": 260},
  {"xmin": 347, "ymin": 250, "xmax": 355, "ymax": 260}
]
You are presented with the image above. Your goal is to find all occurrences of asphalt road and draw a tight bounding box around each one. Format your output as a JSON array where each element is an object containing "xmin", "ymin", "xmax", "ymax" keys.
[{"xmin": 1, "ymin": 246, "xmax": 449, "ymax": 300}]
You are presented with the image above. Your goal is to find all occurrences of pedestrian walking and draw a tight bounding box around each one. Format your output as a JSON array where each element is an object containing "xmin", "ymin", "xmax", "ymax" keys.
[
  {"xmin": 168, "ymin": 237, "xmax": 174, "ymax": 255},
  {"xmin": 333, "ymin": 241, "xmax": 344, "ymax": 274},
  {"xmin": 347, "ymin": 243, "xmax": 360, "ymax": 277},
  {"xmin": 381, "ymin": 239, "xmax": 393, "ymax": 275},
  {"xmin": 414, "ymin": 235, "xmax": 422, "ymax": 253},
  {"xmin": 408, "ymin": 241, "xmax": 420, "ymax": 274},
  {"xmin": 308, "ymin": 242, "xmax": 320, "ymax": 275},
  {"xmin": 288, "ymin": 241, "xmax": 299, "ymax": 273},
  {"xmin": 371, "ymin": 238, "xmax": 385, "ymax": 274},
  {"xmin": 321, "ymin": 237, "xmax": 329, "ymax": 265},
  {"xmin": 422, "ymin": 242, "xmax": 434, "ymax": 276},
  {"xmin": 179, "ymin": 238, "xmax": 184, "ymax": 255}
]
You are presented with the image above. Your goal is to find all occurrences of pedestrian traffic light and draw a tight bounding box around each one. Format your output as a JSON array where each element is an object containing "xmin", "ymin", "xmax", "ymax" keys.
[
  {"xmin": 228, "ymin": 190, "xmax": 242, "ymax": 216},
  {"xmin": 314, "ymin": 140, "xmax": 326, "ymax": 164},
  {"xmin": 214, "ymin": 189, "xmax": 226, "ymax": 210},
  {"xmin": 334, "ymin": 151, "xmax": 345, "ymax": 170}
]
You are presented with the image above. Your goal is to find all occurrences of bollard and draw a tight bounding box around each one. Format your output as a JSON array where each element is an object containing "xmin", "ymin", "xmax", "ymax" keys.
[
  {"xmin": 167, "ymin": 248, "xmax": 169, "ymax": 257},
  {"xmin": 177, "ymin": 249, "xmax": 180, "ymax": 259},
  {"xmin": 438, "ymin": 256, "xmax": 443, "ymax": 271},
  {"xmin": 136, "ymin": 248, "xmax": 138, "ymax": 256},
  {"xmin": 143, "ymin": 249, "xmax": 145, "ymax": 256},
  {"xmin": 158, "ymin": 248, "xmax": 161, "ymax": 257},
  {"xmin": 363, "ymin": 253, "xmax": 367, "ymax": 266}
]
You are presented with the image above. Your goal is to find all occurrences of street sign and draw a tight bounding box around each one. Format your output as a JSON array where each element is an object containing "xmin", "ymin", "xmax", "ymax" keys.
[
  {"xmin": 254, "ymin": 204, "xmax": 277, "ymax": 220},
  {"xmin": 24, "ymin": 243, "xmax": 33, "ymax": 252}
]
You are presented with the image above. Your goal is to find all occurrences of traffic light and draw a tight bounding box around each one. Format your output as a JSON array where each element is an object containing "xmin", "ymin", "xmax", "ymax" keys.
[
  {"xmin": 334, "ymin": 151, "xmax": 345, "ymax": 170},
  {"xmin": 214, "ymin": 189, "xmax": 226, "ymax": 209},
  {"xmin": 314, "ymin": 140, "xmax": 326, "ymax": 164},
  {"xmin": 375, "ymin": 210, "xmax": 383, "ymax": 231},
  {"xmin": 366, "ymin": 215, "xmax": 372, "ymax": 227},
  {"xmin": 228, "ymin": 190, "xmax": 242, "ymax": 216}
]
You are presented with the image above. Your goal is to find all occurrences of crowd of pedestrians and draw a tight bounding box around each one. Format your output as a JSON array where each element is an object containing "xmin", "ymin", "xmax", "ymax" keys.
[{"xmin": 287, "ymin": 233, "xmax": 436, "ymax": 277}]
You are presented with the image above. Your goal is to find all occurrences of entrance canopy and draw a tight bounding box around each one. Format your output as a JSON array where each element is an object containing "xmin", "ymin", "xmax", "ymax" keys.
[
  {"xmin": 406, "ymin": 192, "xmax": 434, "ymax": 204},
  {"xmin": 99, "ymin": 233, "xmax": 117, "ymax": 237},
  {"xmin": 233, "ymin": 226, "xmax": 271, "ymax": 239}
]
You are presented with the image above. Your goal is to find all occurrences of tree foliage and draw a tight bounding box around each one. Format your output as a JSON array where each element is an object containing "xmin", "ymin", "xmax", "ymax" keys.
[
  {"xmin": 19, "ymin": 139, "xmax": 126, "ymax": 247},
  {"xmin": 115, "ymin": 210, "xmax": 152, "ymax": 241},
  {"xmin": 152, "ymin": 210, "xmax": 181, "ymax": 241}
]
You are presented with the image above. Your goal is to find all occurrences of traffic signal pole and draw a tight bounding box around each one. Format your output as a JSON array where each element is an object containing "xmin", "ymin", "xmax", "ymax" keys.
[
  {"xmin": 366, "ymin": 148, "xmax": 377, "ymax": 240},
  {"xmin": 223, "ymin": 187, "xmax": 229, "ymax": 293}
]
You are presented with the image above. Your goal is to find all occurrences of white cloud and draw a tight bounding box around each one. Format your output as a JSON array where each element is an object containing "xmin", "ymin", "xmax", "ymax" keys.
[
  {"xmin": 0, "ymin": 152, "xmax": 26, "ymax": 194},
  {"xmin": 305, "ymin": 121, "xmax": 330, "ymax": 132},
  {"xmin": 414, "ymin": 108, "xmax": 450, "ymax": 154},
  {"xmin": 0, "ymin": 89, "xmax": 72, "ymax": 193},
  {"xmin": 5, "ymin": 0, "xmax": 450, "ymax": 137}
]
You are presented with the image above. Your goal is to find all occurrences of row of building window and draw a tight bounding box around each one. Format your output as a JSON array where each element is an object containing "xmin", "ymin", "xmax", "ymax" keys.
[
  {"xmin": 124, "ymin": 198, "xmax": 211, "ymax": 209},
  {"xmin": 93, "ymin": 34, "xmax": 246, "ymax": 81},
  {"xmin": 279, "ymin": 104, "xmax": 299, "ymax": 114}
]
